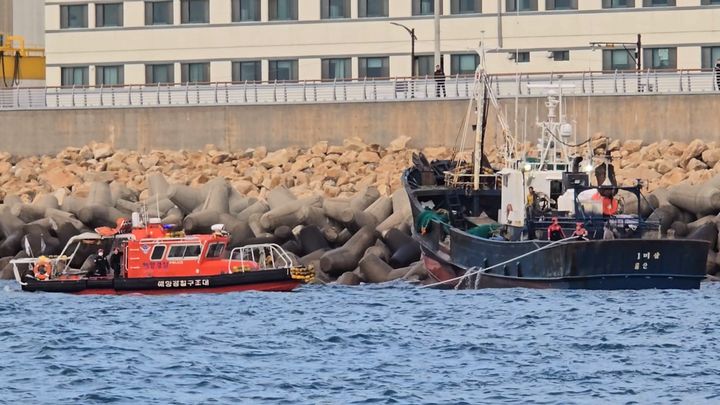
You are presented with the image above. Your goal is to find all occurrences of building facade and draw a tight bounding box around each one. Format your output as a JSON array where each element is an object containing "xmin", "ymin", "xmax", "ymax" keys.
[{"xmin": 44, "ymin": 0, "xmax": 720, "ymax": 87}]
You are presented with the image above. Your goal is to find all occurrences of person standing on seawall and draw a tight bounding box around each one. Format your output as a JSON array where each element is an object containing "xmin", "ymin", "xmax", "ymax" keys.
[
  {"xmin": 434, "ymin": 65, "xmax": 446, "ymax": 97},
  {"xmin": 715, "ymin": 58, "xmax": 720, "ymax": 91}
]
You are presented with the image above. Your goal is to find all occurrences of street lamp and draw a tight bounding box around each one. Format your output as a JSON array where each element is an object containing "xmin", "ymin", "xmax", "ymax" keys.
[
  {"xmin": 589, "ymin": 34, "xmax": 642, "ymax": 71},
  {"xmin": 390, "ymin": 22, "xmax": 417, "ymax": 78}
]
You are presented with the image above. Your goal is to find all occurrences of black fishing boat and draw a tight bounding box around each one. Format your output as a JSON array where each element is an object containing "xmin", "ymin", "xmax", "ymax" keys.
[{"xmin": 404, "ymin": 54, "xmax": 709, "ymax": 290}]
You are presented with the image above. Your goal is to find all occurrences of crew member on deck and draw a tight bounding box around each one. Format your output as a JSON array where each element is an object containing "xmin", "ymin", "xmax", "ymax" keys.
[
  {"xmin": 547, "ymin": 217, "xmax": 565, "ymax": 241},
  {"xmin": 93, "ymin": 248, "xmax": 109, "ymax": 277},
  {"xmin": 110, "ymin": 247, "xmax": 123, "ymax": 278},
  {"xmin": 572, "ymin": 223, "xmax": 589, "ymax": 241}
]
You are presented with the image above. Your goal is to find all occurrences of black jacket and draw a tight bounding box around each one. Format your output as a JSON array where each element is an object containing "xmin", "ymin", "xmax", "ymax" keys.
[{"xmin": 434, "ymin": 69, "xmax": 445, "ymax": 82}]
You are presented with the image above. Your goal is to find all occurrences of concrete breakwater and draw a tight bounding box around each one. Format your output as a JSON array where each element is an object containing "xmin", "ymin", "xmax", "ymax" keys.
[{"xmin": 2, "ymin": 135, "xmax": 720, "ymax": 282}]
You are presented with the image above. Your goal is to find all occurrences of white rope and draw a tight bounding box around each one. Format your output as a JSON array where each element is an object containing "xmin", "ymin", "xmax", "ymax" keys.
[{"xmin": 420, "ymin": 236, "xmax": 580, "ymax": 289}]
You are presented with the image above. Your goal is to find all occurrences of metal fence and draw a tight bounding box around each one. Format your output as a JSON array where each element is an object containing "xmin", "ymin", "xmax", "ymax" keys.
[{"xmin": 1, "ymin": 69, "xmax": 718, "ymax": 110}]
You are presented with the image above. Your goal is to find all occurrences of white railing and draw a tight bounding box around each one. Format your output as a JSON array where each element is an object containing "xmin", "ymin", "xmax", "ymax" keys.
[{"xmin": 1, "ymin": 70, "xmax": 718, "ymax": 110}]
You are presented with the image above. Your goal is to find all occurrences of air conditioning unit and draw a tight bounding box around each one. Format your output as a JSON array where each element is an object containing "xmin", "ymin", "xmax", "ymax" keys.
[
  {"xmin": 507, "ymin": 52, "xmax": 516, "ymax": 60},
  {"xmin": 546, "ymin": 51, "xmax": 554, "ymax": 59}
]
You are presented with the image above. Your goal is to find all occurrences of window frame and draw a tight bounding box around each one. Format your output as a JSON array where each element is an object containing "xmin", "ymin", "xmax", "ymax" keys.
[
  {"xmin": 269, "ymin": 59, "xmax": 299, "ymax": 81},
  {"xmin": 701, "ymin": 46, "xmax": 720, "ymax": 69},
  {"xmin": 642, "ymin": 0, "xmax": 675, "ymax": 6},
  {"xmin": 545, "ymin": 0, "xmax": 577, "ymax": 10},
  {"xmin": 602, "ymin": 49, "xmax": 638, "ymax": 71},
  {"xmin": 167, "ymin": 244, "xmax": 203, "ymax": 259},
  {"xmin": 60, "ymin": 66, "xmax": 89, "ymax": 86},
  {"xmin": 451, "ymin": 0, "xmax": 481, "ymax": 14},
  {"xmin": 412, "ymin": 0, "xmax": 442, "ymax": 15},
  {"xmin": 701, "ymin": 0, "xmax": 720, "ymax": 5},
  {"xmin": 150, "ymin": 245, "xmax": 167, "ymax": 261},
  {"xmin": 181, "ymin": 62, "xmax": 210, "ymax": 83},
  {"xmin": 321, "ymin": 58, "xmax": 352, "ymax": 80},
  {"xmin": 268, "ymin": 0, "xmax": 299, "ymax": 20},
  {"xmin": 180, "ymin": 0, "xmax": 209, "ymax": 24},
  {"xmin": 95, "ymin": 65, "xmax": 124, "ymax": 86},
  {"xmin": 206, "ymin": 243, "xmax": 226, "ymax": 259},
  {"xmin": 358, "ymin": 56, "xmax": 390, "ymax": 78},
  {"xmin": 96, "ymin": 3, "xmax": 124, "ymax": 28},
  {"xmin": 506, "ymin": 0, "xmax": 538, "ymax": 12},
  {"xmin": 232, "ymin": 61, "xmax": 262, "ymax": 82},
  {"xmin": 359, "ymin": 0, "xmax": 389, "ymax": 17},
  {"xmin": 145, "ymin": 63, "xmax": 175, "ymax": 85},
  {"xmin": 321, "ymin": 0, "xmax": 351, "ymax": 19},
  {"xmin": 643, "ymin": 47, "xmax": 677, "ymax": 70},
  {"xmin": 232, "ymin": 0, "xmax": 261, "ymax": 22},
  {"xmin": 552, "ymin": 50, "xmax": 569, "ymax": 61},
  {"xmin": 60, "ymin": 4, "xmax": 88, "ymax": 29},
  {"xmin": 450, "ymin": 54, "xmax": 479, "ymax": 75},
  {"xmin": 602, "ymin": 0, "xmax": 635, "ymax": 7},
  {"xmin": 145, "ymin": 0, "xmax": 173, "ymax": 25}
]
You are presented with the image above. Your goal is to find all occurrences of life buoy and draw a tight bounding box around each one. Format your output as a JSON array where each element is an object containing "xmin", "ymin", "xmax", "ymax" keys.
[
  {"xmin": 231, "ymin": 260, "xmax": 260, "ymax": 273},
  {"xmin": 33, "ymin": 258, "xmax": 52, "ymax": 281}
]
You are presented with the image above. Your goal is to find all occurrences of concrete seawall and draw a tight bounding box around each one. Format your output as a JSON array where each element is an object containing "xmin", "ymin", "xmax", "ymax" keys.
[{"xmin": 1, "ymin": 94, "xmax": 719, "ymax": 155}]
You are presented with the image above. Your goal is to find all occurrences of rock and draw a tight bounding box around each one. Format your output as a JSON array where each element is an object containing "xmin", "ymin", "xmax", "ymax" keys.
[
  {"xmin": 91, "ymin": 142, "xmax": 114, "ymax": 160},
  {"xmin": 357, "ymin": 151, "xmax": 380, "ymax": 164},
  {"xmin": 654, "ymin": 159, "xmax": 676, "ymax": 175},
  {"xmin": 140, "ymin": 155, "xmax": 160, "ymax": 170},
  {"xmin": 310, "ymin": 141, "xmax": 329, "ymax": 155},
  {"xmin": 680, "ymin": 139, "xmax": 708, "ymax": 167},
  {"xmin": 622, "ymin": 139, "xmax": 644, "ymax": 153},
  {"xmin": 40, "ymin": 167, "xmax": 80, "ymax": 189},
  {"xmin": 702, "ymin": 148, "xmax": 720, "ymax": 168},
  {"xmin": 686, "ymin": 158, "xmax": 709, "ymax": 172},
  {"xmin": 388, "ymin": 136, "xmax": 412, "ymax": 152}
]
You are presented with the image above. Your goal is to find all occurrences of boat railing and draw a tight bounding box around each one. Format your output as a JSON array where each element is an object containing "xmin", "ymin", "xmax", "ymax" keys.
[
  {"xmin": 443, "ymin": 171, "xmax": 500, "ymax": 190},
  {"xmin": 228, "ymin": 243, "xmax": 293, "ymax": 272}
]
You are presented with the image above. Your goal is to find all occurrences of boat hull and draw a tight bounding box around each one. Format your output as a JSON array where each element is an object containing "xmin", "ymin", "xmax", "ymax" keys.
[
  {"xmin": 20, "ymin": 269, "xmax": 302, "ymax": 295},
  {"xmin": 420, "ymin": 236, "xmax": 708, "ymax": 290}
]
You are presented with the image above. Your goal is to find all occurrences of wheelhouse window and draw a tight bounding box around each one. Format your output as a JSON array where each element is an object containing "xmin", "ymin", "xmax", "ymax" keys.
[
  {"xmin": 359, "ymin": 0, "xmax": 389, "ymax": 17},
  {"xmin": 96, "ymin": 65, "xmax": 124, "ymax": 86},
  {"xmin": 168, "ymin": 245, "xmax": 203, "ymax": 259},
  {"xmin": 322, "ymin": 0, "xmax": 350, "ymax": 18},
  {"xmin": 181, "ymin": 62, "xmax": 210, "ymax": 83},
  {"xmin": 96, "ymin": 3, "xmax": 123, "ymax": 27},
  {"xmin": 451, "ymin": 0, "xmax": 481, "ymax": 13},
  {"xmin": 145, "ymin": 63, "xmax": 175, "ymax": 84},
  {"xmin": 321, "ymin": 58, "xmax": 351, "ymax": 80},
  {"xmin": 269, "ymin": 0, "xmax": 298, "ymax": 20},
  {"xmin": 145, "ymin": 1, "xmax": 173, "ymax": 25},
  {"xmin": 546, "ymin": 0, "xmax": 577, "ymax": 10},
  {"xmin": 151, "ymin": 245, "xmax": 166, "ymax": 260},
  {"xmin": 602, "ymin": 0, "xmax": 634, "ymax": 7},
  {"xmin": 61, "ymin": 66, "xmax": 89, "ymax": 86},
  {"xmin": 206, "ymin": 243, "xmax": 226, "ymax": 258},
  {"xmin": 60, "ymin": 5, "xmax": 88, "ymax": 28},
  {"xmin": 506, "ymin": 0, "xmax": 538, "ymax": 11},
  {"xmin": 181, "ymin": 0, "xmax": 209, "ymax": 23},
  {"xmin": 450, "ymin": 54, "xmax": 479, "ymax": 75},
  {"xmin": 232, "ymin": 0, "xmax": 261, "ymax": 21},
  {"xmin": 269, "ymin": 60, "xmax": 298, "ymax": 81},
  {"xmin": 643, "ymin": 47, "xmax": 676, "ymax": 69},
  {"xmin": 232, "ymin": 61, "xmax": 261, "ymax": 82}
]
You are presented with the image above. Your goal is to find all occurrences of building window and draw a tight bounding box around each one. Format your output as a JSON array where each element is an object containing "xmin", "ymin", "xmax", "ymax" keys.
[
  {"xmin": 546, "ymin": 0, "xmax": 577, "ymax": 9},
  {"xmin": 514, "ymin": 52, "xmax": 530, "ymax": 63},
  {"xmin": 602, "ymin": 0, "xmax": 635, "ymax": 7},
  {"xmin": 702, "ymin": 0, "xmax": 720, "ymax": 4},
  {"xmin": 359, "ymin": 57, "xmax": 389, "ymax": 78},
  {"xmin": 602, "ymin": 49, "xmax": 637, "ymax": 71},
  {"xmin": 181, "ymin": 0, "xmax": 209, "ymax": 23},
  {"xmin": 232, "ymin": 61, "xmax": 261, "ymax": 82},
  {"xmin": 181, "ymin": 62, "xmax": 210, "ymax": 83},
  {"xmin": 451, "ymin": 54, "xmax": 479, "ymax": 75},
  {"xmin": 61, "ymin": 67, "xmax": 89, "ymax": 86},
  {"xmin": 643, "ymin": 47, "xmax": 676, "ymax": 69},
  {"xmin": 145, "ymin": 1, "xmax": 173, "ymax": 25},
  {"xmin": 60, "ymin": 5, "xmax": 88, "ymax": 28},
  {"xmin": 269, "ymin": 0, "xmax": 298, "ymax": 20},
  {"xmin": 269, "ymin": 60, "xmax": 299, "ymax": 81},
  {"xmin": 451, "ymin": 0, "xmax": 481, "ymax": 13},
  {"xmin": 321, "ymin": 58, "xmax": 351, "ymax": 80},
  {"xmin": 322, "ymin": 0, "xmax": 350, "ymax": 18},
  {"xmin": 416, "ymin": 55, "xmax": 437, "ymax": 77},
  {"xmin": 96, "ymin": 3, "xmax": 123, "ymax": 27},
  {"xmin": 96, "ymin": 65, "xmax": 124, "ymax": 86},
  {"xmin": 359, "ymin": 0, "xmax": 389, "ymax": 17},
  {"xmin": 702, "ymin": 47, "xmax": 720, "ymax": 69},
  {"xmin": 146, "ymin": 64, "xmax": 175, "ymax": 84},
  {"xmin": 552, "ymin": 50, "xmax": 569, "ymax": 61},
  {"xmin": 506, "ymin": 0, "xmax": 538, "ymax": 11},
  {"xmin": 232, "ymin": 0, "xmax": 260, "ymax": 21},
  {"xmin": 413, "ymin": 0, "xmax": 442, "ymax": 15},
  {"xmin": 642, "ymin": 0, "xmax": 675, "ymax": 6}
]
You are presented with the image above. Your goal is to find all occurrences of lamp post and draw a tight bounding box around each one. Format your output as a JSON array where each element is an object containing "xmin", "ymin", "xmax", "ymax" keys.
[
  {"xmin": 390, "ymin": 22, "xmax": 417, "ymax": 78},
  {"xmin": 589, "ymin": 34, "xmax": 642, "ymax": 71}
]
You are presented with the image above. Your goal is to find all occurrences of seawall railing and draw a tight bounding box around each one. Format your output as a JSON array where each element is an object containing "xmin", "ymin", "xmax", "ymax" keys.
[{"xmin": 1, "ymin": 69, "xmax": 717, "ymax": 110}]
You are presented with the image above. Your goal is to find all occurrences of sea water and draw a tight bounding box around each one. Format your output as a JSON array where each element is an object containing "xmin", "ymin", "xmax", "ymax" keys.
[{"xmin": 0, "ymin": 280, "xmax": 719, "ymax": 404}]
